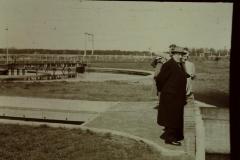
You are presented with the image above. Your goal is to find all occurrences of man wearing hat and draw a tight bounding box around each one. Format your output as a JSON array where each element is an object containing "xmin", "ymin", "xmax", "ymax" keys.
[
  {"xmin": 155, "ymin": 45, "xmax": 187, "ymax": 146},
  {"xmin": 181, "ymin": 48, "xmax": 196, "ymax": 102}
]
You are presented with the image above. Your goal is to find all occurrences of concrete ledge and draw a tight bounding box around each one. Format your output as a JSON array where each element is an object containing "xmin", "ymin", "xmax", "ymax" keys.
[
  {"xmin": 184, "ymin": 99, "xmax": 206, "ymax": 160},
  {"xmin": 185, "ymin": 100, "xmax": 230, "ymax": 159},
  {"xmin": 195, "ymin": 106, "xmax": 205, "ymax": 160},
  {"xmin": 195, "ymin": 100, "xmax": 216, "ymax": 108},
  {"xmin": 86, "ymin": 67, "xmax": 153, "ymax": 76},
  {"xmin": 201, "ymin": 107, "xmax": 230, "ymax": 154},
  {"xmin": 201, "ymin": 107, "xmax": 229, "ymax": 120},
  {"xmin": 184, "ymin": 103, "xmax": 197, "ymax": 158}
]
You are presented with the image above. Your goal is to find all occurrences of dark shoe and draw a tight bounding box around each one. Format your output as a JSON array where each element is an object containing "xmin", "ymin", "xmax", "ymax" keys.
[
  {"xmin": 175, "ymin": 132, "xmax": 184, "ymax": 141},
  {"xmin": 160, "ymin": 132, "xmax": 167, "ymax": 140},
  {"xmin": 176, "ymin": 136, "xmax": 184, "ymax": 141},
  {"xmin": 165, "ymin": 140, "xmax": 182, "ymax": 146}
]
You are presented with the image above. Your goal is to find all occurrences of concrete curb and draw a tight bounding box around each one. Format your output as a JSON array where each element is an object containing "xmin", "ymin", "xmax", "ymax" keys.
[
  {"xmin": 80, "ymin": 101, "xmax": 121, "ymax": 127},
  {"xmin": 86, "ymin": 67, "xmax": 154, "ymax": 76},
  {"xmin": 0, "ymin": 119, "xmax": 186, "ymax": 157},
  {"xmin": 194, "ymin": 100, "xmax": 216, "ymax": 108}
]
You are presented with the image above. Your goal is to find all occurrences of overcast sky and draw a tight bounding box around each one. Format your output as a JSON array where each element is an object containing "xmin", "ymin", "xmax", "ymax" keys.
[{"xmin": 0, "ymin": 0, "xmax": 233, "ymax": 52}]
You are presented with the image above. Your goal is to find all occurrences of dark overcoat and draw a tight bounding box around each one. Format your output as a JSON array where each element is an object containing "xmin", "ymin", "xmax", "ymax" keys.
[{"xmin": 155, "ymin": 58, "xmax": 187, "ymax": 129}]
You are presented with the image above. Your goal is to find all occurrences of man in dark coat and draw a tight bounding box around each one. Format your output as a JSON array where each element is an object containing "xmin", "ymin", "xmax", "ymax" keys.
[{"xmin": 155, "ymin": 45, "xmax": 187, "ymax": 146}]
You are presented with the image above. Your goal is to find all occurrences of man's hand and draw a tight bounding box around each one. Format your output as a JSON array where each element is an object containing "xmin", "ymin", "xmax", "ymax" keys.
[
  {"xmin": 191, "ymin": 74, "xmax": 196, "ymax": 80},
  {"xmin": 185, "ymin": 73, "xmax": 190, "ymax": 78}
]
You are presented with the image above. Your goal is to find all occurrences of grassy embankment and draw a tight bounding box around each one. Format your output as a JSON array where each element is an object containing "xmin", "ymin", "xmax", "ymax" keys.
[
  {"xmin": 191, "ymin": 59, "xmax": 229, "ymax": 108},
  {"xmin": 0, "ymin": 124, "xmax": 164, "ymax": 160}
]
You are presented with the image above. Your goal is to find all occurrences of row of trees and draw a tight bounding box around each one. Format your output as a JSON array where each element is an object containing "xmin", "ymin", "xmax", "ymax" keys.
[
  {"xmin": 189, "ymin": 48, "xmax": 230, "ymax": 57},
  {"xmin": 0, "ymin": 48, "xmax": 230, "ymax": 57}
]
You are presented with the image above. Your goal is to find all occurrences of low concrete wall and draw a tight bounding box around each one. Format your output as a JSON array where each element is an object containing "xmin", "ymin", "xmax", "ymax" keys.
[
  {"xmin": 184, "ymin": 101, "xmax": 230, "ymax": 160},
  {"xmin": 201, "ymin": 107, "xmax": 230, "ymax": 154},
  {"xmin": 195, "ymin": 106, "xmax": 206, "ymax": 160},
  {"xmin": 184, "ymin": 103, "xmax": 196, "ymax": 158},
  {"xmin": 184, "ymin": 100, "xmax": 205, "ymax": 160}
]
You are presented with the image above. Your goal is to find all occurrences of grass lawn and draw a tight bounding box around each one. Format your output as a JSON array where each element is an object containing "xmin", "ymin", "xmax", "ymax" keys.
[
  {"xmin": 192, "ymin": 59, "xmax": 229, "ymax": 107},
  {"xmin": 0, "ymin": 124, "xmax": 164, "ymax": 160},
  {"xmin": 0, "ymin": 81, "xmax": 155, "ymax": 102}
]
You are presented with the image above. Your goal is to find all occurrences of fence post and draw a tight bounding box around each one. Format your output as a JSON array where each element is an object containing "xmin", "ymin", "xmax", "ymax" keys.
[{"xmin": 11, "ymin": 68, "xmax": 14, "ymax": 75}]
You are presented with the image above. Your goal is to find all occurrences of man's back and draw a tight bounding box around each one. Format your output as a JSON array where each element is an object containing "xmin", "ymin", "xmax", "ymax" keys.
[{"xmin": 156, "ymin": 58, "xmax": 186, "ymax": 95}]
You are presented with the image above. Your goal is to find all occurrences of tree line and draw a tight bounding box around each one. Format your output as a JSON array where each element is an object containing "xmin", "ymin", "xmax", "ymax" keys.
[
  {"xmin": 189, "ymin": 48, "xmax": 230, "ymax": 57},
  {"xmin": 0, "ymin": 48, "xmax": 230, "ymax": 57}
]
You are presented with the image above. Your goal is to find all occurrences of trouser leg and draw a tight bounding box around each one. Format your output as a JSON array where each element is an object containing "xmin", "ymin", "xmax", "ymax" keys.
[{"xmin": 164, "ymin": 127, "xmax": 183, "ymax": 142}]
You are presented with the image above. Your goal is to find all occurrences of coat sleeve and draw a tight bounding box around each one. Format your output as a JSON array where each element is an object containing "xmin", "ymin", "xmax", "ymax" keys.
[
  {"xmin": 151, "ymin": 59, "xmax": 157, "ymax": 68},
  {"xmin": 154, "ymin": 63, "xmax": 163, "ymax": 78},
  {"xmin": 155, "ymin": 63, "xmax": 171, "ymax": 92}
]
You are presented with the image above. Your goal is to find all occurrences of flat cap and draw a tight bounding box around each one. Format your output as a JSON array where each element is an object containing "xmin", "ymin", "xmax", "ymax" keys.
[{"xmin": 170, "ymin": 45, "xmax": 187, "ymax": 54}]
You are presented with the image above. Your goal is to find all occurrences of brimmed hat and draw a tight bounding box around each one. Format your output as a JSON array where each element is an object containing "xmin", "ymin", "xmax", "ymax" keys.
[
  {"xmin": 169, "ymin": 45, "xmax": 187, "ymax": 55},
  {"xmin": 183, "ymin": 47, "xmax": 190, "ymax": 56}
]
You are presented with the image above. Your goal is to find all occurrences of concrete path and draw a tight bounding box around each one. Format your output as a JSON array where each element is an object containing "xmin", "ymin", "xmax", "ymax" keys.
[
  {"xmin": 0, "ymin": 96, "xmax": 117, "ymax": 122},
  {"xmin": 84, "ymin": 101, "xmax": 185, "ymax": 151},
  {"xmin": 0, "ymin": 96, "xmax": 185, "ymax": 153}
]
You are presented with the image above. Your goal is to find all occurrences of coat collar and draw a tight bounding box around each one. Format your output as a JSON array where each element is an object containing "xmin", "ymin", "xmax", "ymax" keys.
[{"xmin": 169, "ymin": 58, "xmax": 178, "ymax": 65}]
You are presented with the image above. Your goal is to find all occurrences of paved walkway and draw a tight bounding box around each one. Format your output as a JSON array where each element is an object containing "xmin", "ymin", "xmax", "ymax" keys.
[
  {"xmin": 85, "ymin": 101, "xmax": 185, "ymax": 151},
  {"xmin": 0, "ymin": 96, "xmax": 186, "ymax": 154},
  {"xmin": 0, "ymin": 96, "xmax": 117, "ymax": 122}
]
